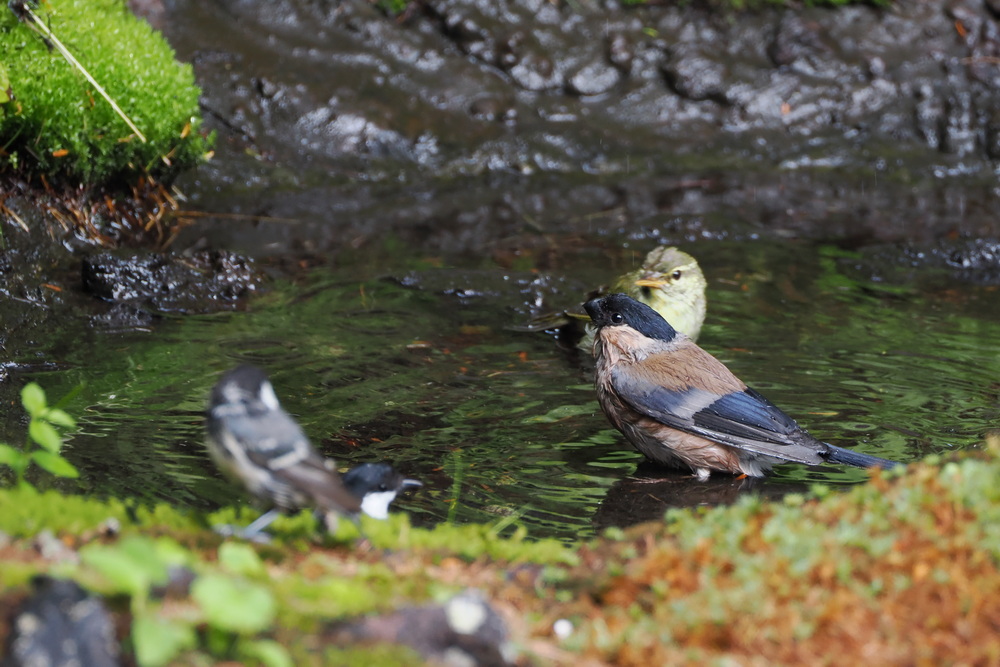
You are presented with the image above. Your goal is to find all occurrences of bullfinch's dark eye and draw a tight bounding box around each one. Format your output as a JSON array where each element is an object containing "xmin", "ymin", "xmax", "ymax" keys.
[
  {"xmin": 672, "ymin": 270, "xmax": 682, "ymax": 280},
  {"xmin": 611, "ymin": 312, "xmax": 624, "ymax": 324}
]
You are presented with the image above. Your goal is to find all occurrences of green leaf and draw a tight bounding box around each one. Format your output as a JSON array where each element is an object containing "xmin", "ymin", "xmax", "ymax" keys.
[
  {"xmin": 21, "ymin": 383, "xmax": 46, "ymax": 416},
  {"xmin": 132, "ymin": 614, "xmax": 196, "ymax": 667},
  {"xmin": 218, "ymin": 542, "xmax": 265, "ymax": 577},
  {"xmin": 44, "ymin": 408, "xmax": 77, "ymax": 429},
  {"xmin": 30, "ymin": 451, "xmax": 79, "ymax": 478},
  {"xmin": 29, "ymin": 419, "xmax": 62, "ymax": 453},
  {"xmin": 192, "ymin": 574, "xmax": 275, "ymax": 634},
  {"xmin": 0, "ymin": 444, "xmax": 22, "ymax": 465},
  {"xmin": 240, "ymin": 639, "xmax": 293, "ymax": 667},
  {"xmin": 0, "ymin": 444, "xmax": 29, "ymax": 479},
  {"xmin": 80, "ymin": 537, "xmax": 171, "ymax": 601}
]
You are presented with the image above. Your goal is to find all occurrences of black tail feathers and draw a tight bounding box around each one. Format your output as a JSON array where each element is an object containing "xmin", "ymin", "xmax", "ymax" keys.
[{"xmin": 824, "ymin": 444, "xmax": 899, "ymax": 471}]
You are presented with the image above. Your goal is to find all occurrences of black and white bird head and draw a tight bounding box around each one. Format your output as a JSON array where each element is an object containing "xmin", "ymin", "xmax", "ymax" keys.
[
  {"xmin": 342, "ymin": 463, "xmax": 423, "ymax": 520},
  {"xmin": 584, "ymin": 293, "xmax": 679, "ymax": 343},
  {"xmin": 209, "ymin": 365, "xmax": 281, "ymax": 418}
]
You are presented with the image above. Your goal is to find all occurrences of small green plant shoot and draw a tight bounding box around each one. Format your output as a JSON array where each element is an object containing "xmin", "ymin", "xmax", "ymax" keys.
[{"xmin": 0, "ymin": 382, "xmax": 79, "ymax": 485}]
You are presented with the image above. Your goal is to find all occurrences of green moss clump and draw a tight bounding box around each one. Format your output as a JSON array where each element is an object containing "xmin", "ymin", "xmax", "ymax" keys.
[{"xmin": 0, "ymin": 0, "xmax": 211, "ymax": 185}]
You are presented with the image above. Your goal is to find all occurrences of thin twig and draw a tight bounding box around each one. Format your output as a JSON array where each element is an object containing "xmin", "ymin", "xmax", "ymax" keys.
[{"xmin": 0, "ymin": 203, "xmax": 30, "ymax": 233}]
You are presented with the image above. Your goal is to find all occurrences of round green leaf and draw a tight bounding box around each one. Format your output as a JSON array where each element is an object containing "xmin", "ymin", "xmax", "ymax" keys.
[
  {"xmin": 218, "ymin": 542, "xmax": 265, "ymax": 577},
  {"xmin": 240, "ymin": 639, "xmax": 293, "ymax": 667},
  {"xmin": 191, "ymin": 574, "xmax": 275, "ymax": 634},
  {"xmin": 21, "ymin": 383, "xmax": 46, "ymax": 416},
  {"xmin": 29, "ymin": 420, "xmax": 62, "ymax": 453},
  {"xmin": 0, "ymin": 444, "xmax": 24, "ymax": 466},
  {"xmin": 133, "ymin": 614, "xmax": 196, "ymax": 667},
  {"xmin": 44, "ymin": 408, "xmax": 77, "ymax": 429},
  {"xmin": 80, "ymin": 539, "xmax": 168, "ymax": 598},
  {"xmin": 31, "ymin": 450, "xmax": 79, "ymax": 478}
]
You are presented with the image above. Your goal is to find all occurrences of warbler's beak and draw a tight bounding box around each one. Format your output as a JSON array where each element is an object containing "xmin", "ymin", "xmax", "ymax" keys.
[{"xmin": 634, "ymin": 278, "xmax": 669, "ymax": 289}]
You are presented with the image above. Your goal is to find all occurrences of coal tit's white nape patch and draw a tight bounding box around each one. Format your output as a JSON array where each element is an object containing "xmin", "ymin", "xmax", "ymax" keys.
[{"xmin": 258, "ymin": 380, "xmax": 281, "ymax": 410}]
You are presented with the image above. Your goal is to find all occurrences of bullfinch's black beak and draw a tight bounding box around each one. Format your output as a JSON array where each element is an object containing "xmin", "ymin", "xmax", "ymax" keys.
[{"xmin": 585, "ymin": 293, "xmax": 900, "ymax": 480}]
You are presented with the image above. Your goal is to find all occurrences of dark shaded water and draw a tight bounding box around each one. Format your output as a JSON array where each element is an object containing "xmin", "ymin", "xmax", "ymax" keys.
[{"xmin": 12, "ymin": 240, "xmax": 999, "ymax": 541}]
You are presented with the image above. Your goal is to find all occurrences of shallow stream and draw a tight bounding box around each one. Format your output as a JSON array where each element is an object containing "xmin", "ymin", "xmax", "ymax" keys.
[{"xmin": 14, "ymin": 239, "xmax": 998, "ymax": 541}]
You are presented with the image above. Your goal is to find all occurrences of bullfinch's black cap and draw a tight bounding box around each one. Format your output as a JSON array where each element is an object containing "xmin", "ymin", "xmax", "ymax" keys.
[{"xmin": 584, "ymin": 293, "xmax": 678, "ymax": 343}]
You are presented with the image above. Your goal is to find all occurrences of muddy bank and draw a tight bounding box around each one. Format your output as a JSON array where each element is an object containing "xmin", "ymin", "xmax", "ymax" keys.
[
  {"xmin": 5, "ymin": 0, "xmax": 999, "ymax": 265},
  {"xmin": 150, "ymin": 0, "xmax": 1000, "ymax": 255}
]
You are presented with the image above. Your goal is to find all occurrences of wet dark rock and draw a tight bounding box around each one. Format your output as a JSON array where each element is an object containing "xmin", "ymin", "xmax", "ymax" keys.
[
  {"xmin": 6, "ymin": 0, "xmax": 996, "ymax": 288},
  {"xmin": 2, "ymin": 576, "xmax": 120, "ymax": 667},
  {"xmin": 607, "ymin": 32, "xmax": 633, "ymax": 72},
  {"xmin": 967, "ymin": 14, "xmax": 1000, "ymax": 88},
  {"xmin": 915, "ymin": 83, "xmax": 946, "ymax": 149},
  {"xmin": 127, "ymin": 0, "xmax": 166, "ymax": 30},
  {"xmin": 88, "ymin": 303, "xmax": 158, "ymax": 331},
  {"xmin": 324, "ymin": 590, "xmax": 512, "ymax": 666},
  {"xmin": 768, "ymin": 14, "xmax": 832, "ymax": 73},
  {"xmin": 468, "ymin": 96, "xmax": 516, "ymax": 122},
  {"xmin": 985, "ymin": 108, "xmax": 1000, "ymax": 158},
  {"xmin": 143, "ymin": 0, "xmax": 1000, "ymax": 262},
  {"xmin": 662, "ymin": 49, "xmax": 729, "ymax": 104},
  {"xmin": 81, "ymin": 250, "xmax": 260, "ymax": 314},
  {"xmin": 944, "ymin": 238, "xmax": 1000, "ymax": 275},
  {"xmin": 566, "ymin": 58, "xmax": 621, "ymax": 97},
  {"xmin": 941, "ymin": 89, "xmax": 978, "ymax": 156}
]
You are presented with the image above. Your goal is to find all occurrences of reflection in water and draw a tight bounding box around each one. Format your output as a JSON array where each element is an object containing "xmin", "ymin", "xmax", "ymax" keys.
[
  {"xmin": 592, "ymin": 462, "xmax": 812, "ymax": 532},
  {"xmin": 8, "ymin": 242, "xmax": 1000, "ymax": 541}
]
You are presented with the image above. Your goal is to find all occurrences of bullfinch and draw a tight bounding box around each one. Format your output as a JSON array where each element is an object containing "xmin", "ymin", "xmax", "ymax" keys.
[{"xmin": 585, "ymin": 293, "xmax": 899, "ymax": 480}]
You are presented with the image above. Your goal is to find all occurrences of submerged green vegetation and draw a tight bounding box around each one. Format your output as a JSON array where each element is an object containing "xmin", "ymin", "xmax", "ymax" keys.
[{"xmin": 0, "ymin": 0, "xmax": 210, "ymax": 184}]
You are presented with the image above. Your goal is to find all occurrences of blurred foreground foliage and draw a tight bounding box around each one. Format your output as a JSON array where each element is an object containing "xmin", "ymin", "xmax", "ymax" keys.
[{"xmin": 3, "ymin": 439, "xmax": 1000, "ymax": 664}]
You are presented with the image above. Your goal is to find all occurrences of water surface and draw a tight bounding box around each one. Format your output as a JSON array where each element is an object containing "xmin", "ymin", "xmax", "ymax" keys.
[{"xmin": 12, "ymin": 241, "xmax": 1000, "ymax": 540}]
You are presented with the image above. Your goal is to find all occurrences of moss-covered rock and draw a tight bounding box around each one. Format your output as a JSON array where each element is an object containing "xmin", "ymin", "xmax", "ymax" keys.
[{"xmin": 0, "ymin": 0, "xmax": 210, "ymax": 185}]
